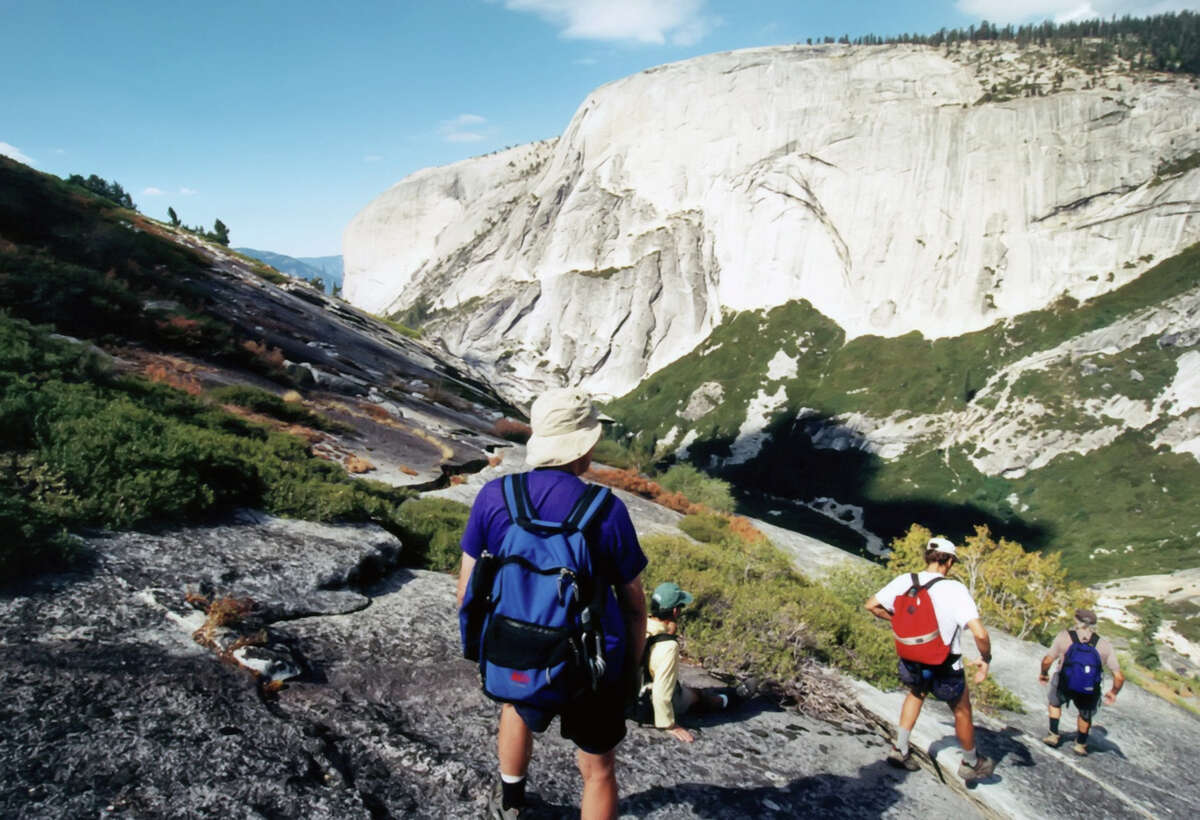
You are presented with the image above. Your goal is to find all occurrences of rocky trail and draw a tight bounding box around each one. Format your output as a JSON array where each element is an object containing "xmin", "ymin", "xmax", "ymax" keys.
[{"xmin": 3, "ymin": 453, "xmax": 1198, "ymax": 818}]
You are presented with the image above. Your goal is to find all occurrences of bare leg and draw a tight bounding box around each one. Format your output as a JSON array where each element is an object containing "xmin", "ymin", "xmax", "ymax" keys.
[
  {"xmin": 951, "ymin": 688, "xmax": 975, "ymax": 752},
  {"xmin": 899, "ymin": 691, "xmax": 926, "ymax": 731},
  {"xmin": 1048, "ymin": 704, "xmax": 1062, "ymax": 721},
  {"xmin": 498, "ymin": 704, "xmax": 533, "ymax": 777},
  {"xmin": 577, "ymin": 748, "xmax": 618, "ymax": 820},
  {"xmin": 1077, "ymin": 715, "xmax": 1092, "ymax": 736}
]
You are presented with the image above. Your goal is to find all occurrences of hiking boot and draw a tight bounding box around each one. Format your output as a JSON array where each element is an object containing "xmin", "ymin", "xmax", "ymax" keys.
[
  {"xmin": 886, "ymin": 746, "xmax": 920, "ymax": 771},
  {"xmin": 1042, "ymin": 731, "xmax": 1061, "ymax": 748},
  {"xmin": 487, "ymin": 780, "xmax": 522, "ymax": 819},
  {"xmin": 958, "ymin": 754, "xmax": 995, "ymax": 781},
  {"xmin": 1073, "ymin": 742, "xmax": 1088, "ymax": 757}
]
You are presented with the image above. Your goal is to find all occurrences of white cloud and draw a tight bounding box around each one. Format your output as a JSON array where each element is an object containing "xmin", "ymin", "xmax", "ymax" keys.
[
  {"xmin": 573, "ymin": 56, "xmax": 599, "ymax": 65},
  {"xmin": 439, "ymin": 113, "xmax": 490, "ymax": 143},
  {"xmin": 956, "ymin": 0, "xmax": 1199, "ymax": 24},
  {"xmin": 502, "ymin": 0, "xmax": 719, "ymax": 45},
  {"xmin": 364, "ymin": 154, "xmax": 383, "ymax": 162},
  {"xmin": 142, "ymin": 186, "xmax": 164, "ymax": 196},
  {"xmin": 179, "ymin": 187, "xmax": 197, "ymax": 196},
  {"xmin": 0, "ymin": 142, "xmax": 35, "ymax": 165}
]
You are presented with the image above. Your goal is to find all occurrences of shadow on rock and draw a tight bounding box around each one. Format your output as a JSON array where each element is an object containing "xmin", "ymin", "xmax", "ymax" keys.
[{"xmin": 622, "ymin": 760, "xmax": 910, "ymax": 818}]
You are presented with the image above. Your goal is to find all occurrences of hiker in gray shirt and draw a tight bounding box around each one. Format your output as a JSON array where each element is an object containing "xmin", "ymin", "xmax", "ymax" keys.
[{"xmin": 1039, "ymin": 608, "xmax": 1124, "ymax": 756}]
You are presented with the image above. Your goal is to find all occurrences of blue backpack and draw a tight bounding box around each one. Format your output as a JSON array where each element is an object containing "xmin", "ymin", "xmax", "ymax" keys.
[
  {"xmin": 1061, "ymin": 629, "xmax": 1104, "ymax": 695},
  {"xmin": 459, "ymin": 473, "xmax": 615, "ymax": 711}
]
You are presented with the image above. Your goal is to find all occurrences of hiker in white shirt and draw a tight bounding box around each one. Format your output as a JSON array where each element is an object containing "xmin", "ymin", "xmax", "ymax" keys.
[{"xmin": 864, "ymin": 536, "xmax": 995, "ymax": 783}]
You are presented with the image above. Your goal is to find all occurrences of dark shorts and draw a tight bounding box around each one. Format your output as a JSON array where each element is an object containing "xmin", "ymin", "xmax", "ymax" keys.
[
  {"xmin": 513, "ymin": 683, "xmax": 628, "ymax": 755},
  {"xmin": 898, "ymin": 657, "xmax": 966, "ymax": 703},
  {"xmin": 1048, "ymin": 672, "xmax": 1101, "ymax": 720}
]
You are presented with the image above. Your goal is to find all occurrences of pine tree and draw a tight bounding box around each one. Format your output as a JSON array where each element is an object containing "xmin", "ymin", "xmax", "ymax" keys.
[
  {"xmin": 167, "ymin": 206, "xmax": 180, "ymax": 227},
  {"xmin": 212, "ymin": 219, "xmax": 229, "ymax": 246}
]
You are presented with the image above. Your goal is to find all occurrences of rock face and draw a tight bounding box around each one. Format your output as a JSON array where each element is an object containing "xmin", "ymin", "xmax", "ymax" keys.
[
  {"xmin": 0, "ymin": 512, "xmax": 977, "ymax": 819},
  {"xmin": 345, "ymin": 43, "xmax": 1200, "ymax": 401}
]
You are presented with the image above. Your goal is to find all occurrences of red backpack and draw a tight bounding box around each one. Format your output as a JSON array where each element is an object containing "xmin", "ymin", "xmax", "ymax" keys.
[{"xmin": 891, "ymin": 573, "xmax": 950, "ymax": 665}]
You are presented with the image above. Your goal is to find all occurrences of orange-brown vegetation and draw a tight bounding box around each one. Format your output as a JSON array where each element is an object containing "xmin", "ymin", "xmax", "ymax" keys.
[
  {"xmin": 345, "ymin": 455, "xmax": 375, "ymax": 474},
  {"xmin": 192, "ymin": 595, "xmax": 254, "ymax": 648},
  {"xmin": 362, "ymin": 402, "xmax": 394, "ymax": 422},
  {"xmin": 241, "ymin": 338, "xmax": 286, "ymax": 370},
  {"xmin": 586, "ymin": 466, "xmax": 769, "ymax": 541},
  {"xmin": 401, "ymin": 466, "xmax": 418, "ymax": 476},
  {"xmin": 282, "ymin": 423, "xmax": 325, "ymax": 444},
  {"xmin": 492, "ymin": 418, "xmax": 532, "ymax": 442},
  {"xmin": 450, "ymin": 474, "xmax": 467, "ymax": 486},
  {"xmin": 156, "ymin": 314, "xmax": 205, "ymax": 346},
  {"xmin": 585, "ymin": 468, "xmax": 700, "ymax": 515},
  {"xmin": 144, "ymin": 361, "xmax": 202, "ymax": 395}
]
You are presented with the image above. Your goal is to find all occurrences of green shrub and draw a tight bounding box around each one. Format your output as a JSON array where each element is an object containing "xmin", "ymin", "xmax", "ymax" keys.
[
  {"xmin": 209, "ymin": 384, "xmax": 348, "ymax": 433},
  {"xmin": 0, "ymin": 313, "xmax": 415, "ymax": 579},
  {"xmin": 677, "ymin": 512, "xmax": 730, "ymax": 543},
  {"xmin": 657, "ymin": 464, "xmax": 735, "ymax": 513},
  {"xmin": 639, "ymin": 533, "xmax": 900, "ymax": 691},
  {"xmin": 395, "ymin": 496, "xmax": 471, "ymax": 572}
]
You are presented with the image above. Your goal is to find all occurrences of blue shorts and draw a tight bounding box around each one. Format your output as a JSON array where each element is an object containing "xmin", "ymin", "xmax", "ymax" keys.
[
  {"xmin": 513, "ymin": 682, "xmax": 627, "ymax": 755},
  {"xmin": 898, "ymin": 657, "xmax": 966, "ymax": 703}
]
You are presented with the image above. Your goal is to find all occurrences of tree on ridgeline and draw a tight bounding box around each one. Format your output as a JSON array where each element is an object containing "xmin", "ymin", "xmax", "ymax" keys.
[
  {"xmin": 212, "ymin": 219, "xmax": 229, "ymax": 246},
  {"xmin": 167, "ymin": 206, "xmax": 180, "ymax": 227},
  {"xmin": 66, "ymin": 173, "xmax": 136, "ymax": 210}
]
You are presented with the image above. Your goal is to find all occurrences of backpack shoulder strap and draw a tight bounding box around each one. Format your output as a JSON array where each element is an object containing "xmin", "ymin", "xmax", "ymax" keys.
[
  {"xmin": 500, "ymin": 473, "xmax": 533, "ymax": 528},
  {"xmin": 1088, "ymin": 633, "xmax": 1100, "ymax": 647},
  {"xmin": 1068, "ymin": 629, "xmax": 1080, "ymax": 645},
  {"xmin": 565, "ymin": 484, "xmax": 612, "ymax": 532},
  {"xmin": 642, "ymin": 632, "xmax": 679, "ymax": 676},
  {"xmin": 921, "ymin": 576, "xmax": 946, "ymax": 591},
  {"xmin": 906, "ymin": 572, "xmax": 920, "ymax": 594}
]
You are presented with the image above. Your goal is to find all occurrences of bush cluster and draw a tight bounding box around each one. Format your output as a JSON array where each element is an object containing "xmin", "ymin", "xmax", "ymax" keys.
[
  {"xmin": 0, "ymin": 314, "xmax": 412, "ymax": 580},
  {"xmin": 395, "ymin": 496, "xmax": 471, "ymax": 573},
  {"xmin": 641, "ymin": 529, "xmax": 901, "ymax": 694},
  {"xmin": 886, "ymin": 524, "xmax": 1094, "ymax": 644}
]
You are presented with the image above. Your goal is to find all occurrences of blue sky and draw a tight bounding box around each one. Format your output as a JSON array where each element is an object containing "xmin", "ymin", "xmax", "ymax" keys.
[{"xmin": 2, "ymin": 0, "xmax": 1195, "ymax": 257}]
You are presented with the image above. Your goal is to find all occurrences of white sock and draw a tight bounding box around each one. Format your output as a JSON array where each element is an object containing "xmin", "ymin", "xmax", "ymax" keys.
[
  {"xmin": 500, "ymin": 772, "xmax": 525, "ymax": 784},
  {"xmin": 896, "ymin": 728, "xmax": 911, "ymax": 755},
  {"xmin": 962, "ymin": 748, "xmax": 978, "ymax": 767}
]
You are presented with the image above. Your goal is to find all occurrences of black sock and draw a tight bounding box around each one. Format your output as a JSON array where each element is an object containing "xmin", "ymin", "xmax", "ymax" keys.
[
  {"xmin": 1049, "ymin": 718, "xmax": 1060, "ymax": 734},
  {"xmin": 501, "ymin": 778, "xmax": 526, "ymax": 810},
  {"xmin": 1077, "ymin": 731, "xmax": 1089, "ymax": 745}
]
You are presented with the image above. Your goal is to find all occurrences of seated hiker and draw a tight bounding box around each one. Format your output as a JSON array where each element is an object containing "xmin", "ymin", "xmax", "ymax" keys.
[
  {"xmin": 641, "ymin": 581, "xmax": 728, "ymax": 743},
  {"xmin": 864, "ymin": 536, "xmax": 996, "ymax": 783},
  {"xmin": 1039, "ymin": 608, "xmax": 1124, "ymax": 756}
]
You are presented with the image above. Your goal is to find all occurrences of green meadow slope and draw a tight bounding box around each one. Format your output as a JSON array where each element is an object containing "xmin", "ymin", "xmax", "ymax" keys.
[{"xmin": 607, "ymin": 245, "xmax": 1200, "ymax": 584}]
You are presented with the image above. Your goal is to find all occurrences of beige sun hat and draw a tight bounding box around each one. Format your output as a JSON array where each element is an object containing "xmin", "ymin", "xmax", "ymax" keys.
[{"xmin": 525, "ymin": 388, "xmax": 604, "ymax": 468}]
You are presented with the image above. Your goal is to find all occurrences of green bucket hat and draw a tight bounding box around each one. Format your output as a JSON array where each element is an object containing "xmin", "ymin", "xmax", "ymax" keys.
[{"xmin": 651, "ymin": 581, "xmax": 694, "ymax": 611}]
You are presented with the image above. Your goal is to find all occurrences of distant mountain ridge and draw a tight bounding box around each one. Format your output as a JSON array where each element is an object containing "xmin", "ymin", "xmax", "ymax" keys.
[{"xmin": 236, "ymin": 248, "xmax": 343, "ymax": 293}]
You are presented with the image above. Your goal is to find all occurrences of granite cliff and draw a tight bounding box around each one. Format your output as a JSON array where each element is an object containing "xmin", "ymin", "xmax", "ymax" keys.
[{"xmin": 344, "ymin": 43, "xmax": 1200, "ymax": 401}]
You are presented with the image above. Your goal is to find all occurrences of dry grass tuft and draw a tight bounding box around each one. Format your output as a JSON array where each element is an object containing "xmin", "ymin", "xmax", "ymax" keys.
[
  {"xmin": 282, "ymin": 390, "xmax": 302, "ymax": 403},
  {"xmin": 241, "ymin": 338, "xmax": 285, "ymax": 370},
  {"xmin": 345, "ymin": 455, "xmax": 375, "ymax": 474},
  {"xmin": 492, "ymin": 418, "xmax": 532, "ymax": 443}
]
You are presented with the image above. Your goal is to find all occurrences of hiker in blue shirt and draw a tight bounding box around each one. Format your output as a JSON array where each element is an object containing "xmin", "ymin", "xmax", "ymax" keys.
[
  {"xmin": 1038, "ymin": 608, "xmax": 1124, "ymax": 756},
  {"xmin": 457, "ymin": 388, "xmax": 648, "ymax": 820}
]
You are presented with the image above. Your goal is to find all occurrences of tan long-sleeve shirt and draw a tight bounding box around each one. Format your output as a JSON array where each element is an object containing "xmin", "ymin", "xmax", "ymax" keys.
[{"xmin": 646, "ymin": 618, "xmax": 680, "ymax": 729}]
